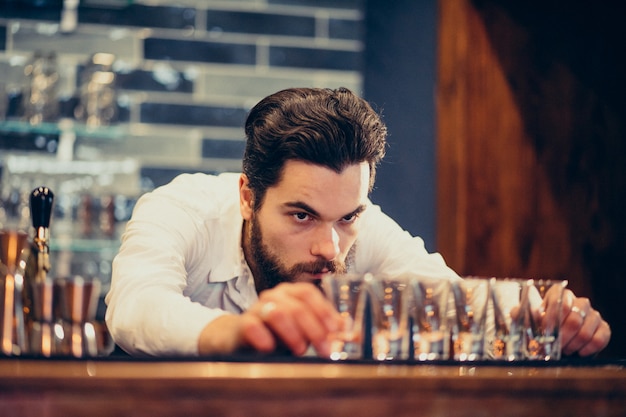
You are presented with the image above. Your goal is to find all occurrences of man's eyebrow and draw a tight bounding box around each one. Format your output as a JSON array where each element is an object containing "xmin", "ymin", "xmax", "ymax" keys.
[
  {"xmin": 350, "ymin": 204, "xmax": 367, "ymax": 216},
  {"xmin": 284, "ymin": 201, "xmax": 367, "ymax": 219},
  {"xmin": 284, "ymin": 201, "xmax": 320, "ymax": 217}
]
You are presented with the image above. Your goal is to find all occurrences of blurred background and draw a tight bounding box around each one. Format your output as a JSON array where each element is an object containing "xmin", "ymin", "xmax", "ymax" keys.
[{"xmin": 0, "ymin": 0, "xmax": 624, "ymax": 357}]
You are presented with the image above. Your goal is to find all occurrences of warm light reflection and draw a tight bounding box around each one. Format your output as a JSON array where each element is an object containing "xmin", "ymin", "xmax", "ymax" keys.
[
  {"xmin": 72, "ymin": 323, "xmax": 83, "ymax": 357},
  {"xmin": 1, "ymin": 275, "xmax": 15, "ymax": 355},
  {"xmin": 83, "ymin": 322, "xmax": 98, "ymax": 357},
  {"xmin": 54, "ymin": 322, "xmax": 65, "ymax": 342},
  {"xmin": 41, "ymin": 323, "xmax": 52, "ymax": 357},
  {"xmin": 457, "ymin": 366, "xmax": 477, "ymax": 376}
]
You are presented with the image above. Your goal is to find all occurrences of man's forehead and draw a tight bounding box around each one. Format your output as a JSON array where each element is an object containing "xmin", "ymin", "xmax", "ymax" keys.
[
  {"xmin": 269, "ymin": 160, "xmax": 370, "ymax": 213},
  {"xmin": 277, "ymin": 160, "xmax": 369, "ymax": 190}
]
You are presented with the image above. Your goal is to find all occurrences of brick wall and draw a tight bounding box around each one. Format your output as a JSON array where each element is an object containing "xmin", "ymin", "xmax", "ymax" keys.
[
  {"xmin": 1, "ymin": 0, "xmax": 364, "ymax": 189},
  {"xmin": 0, "ymin": 0, "xmax": 364, "ymax": 296}
]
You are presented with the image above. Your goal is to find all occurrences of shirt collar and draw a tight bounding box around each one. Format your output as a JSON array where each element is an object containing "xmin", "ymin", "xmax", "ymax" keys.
[{"xmin": 205, "ymin": 185, "xmax": 248, "ymax": 283}]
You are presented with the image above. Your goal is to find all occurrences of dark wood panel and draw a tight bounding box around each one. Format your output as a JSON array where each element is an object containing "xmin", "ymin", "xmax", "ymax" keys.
[{"xmin": 436, "ymin": 0, "xmax": 626, "ymax": 357}]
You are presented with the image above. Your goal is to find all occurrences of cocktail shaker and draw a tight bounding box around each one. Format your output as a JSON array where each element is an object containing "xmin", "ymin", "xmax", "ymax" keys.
[{"xmin": 0, "ymin": 186, "xmax": 54, "ymax": 355}]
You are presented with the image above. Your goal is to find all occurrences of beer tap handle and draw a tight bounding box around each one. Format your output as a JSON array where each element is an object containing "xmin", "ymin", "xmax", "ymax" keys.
[
  {"xmin": 30, "ymin": 186, "xmax": 54, "ymax": 231},
  {"xmin": 28, "ymin": 186, "xmax": 54, "ymax": 281}
]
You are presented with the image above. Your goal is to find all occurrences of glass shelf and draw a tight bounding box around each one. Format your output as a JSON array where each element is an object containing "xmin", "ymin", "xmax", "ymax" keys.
[
  {"xmin": 50, "ymin": 236, "xmax": 121, "ymax": 253},
  {"xmin": 0, "ymin": 119, "xmax": 127, "ymax": 140}
]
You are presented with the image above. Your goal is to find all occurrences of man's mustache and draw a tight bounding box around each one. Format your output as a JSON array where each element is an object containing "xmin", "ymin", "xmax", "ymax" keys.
[{"xmin": 290, "ymin": 259, "xmax": 346, "ymax": 275}]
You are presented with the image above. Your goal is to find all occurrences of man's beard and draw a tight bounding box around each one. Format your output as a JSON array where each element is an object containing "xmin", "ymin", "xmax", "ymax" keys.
[{"xmin": 247, "ymin": 215, "xmax": 347, "ymax": 293}]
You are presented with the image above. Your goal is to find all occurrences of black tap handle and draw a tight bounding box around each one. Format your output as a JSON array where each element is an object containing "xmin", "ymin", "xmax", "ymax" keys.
[{"xmin": 30, "ymin": 186, "xmax": 54, "ymax": 229}]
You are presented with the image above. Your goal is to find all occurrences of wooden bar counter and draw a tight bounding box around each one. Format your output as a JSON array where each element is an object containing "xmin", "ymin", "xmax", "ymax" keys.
[{"xmin": 1, "ymin": 356, "xmax": 625, "ymax": 417}]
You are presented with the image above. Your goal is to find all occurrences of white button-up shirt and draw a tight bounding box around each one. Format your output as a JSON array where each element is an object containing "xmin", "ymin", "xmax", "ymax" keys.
[{"xmin": 105, "ymin": 172, "xmax": 459, "ymax": 356}]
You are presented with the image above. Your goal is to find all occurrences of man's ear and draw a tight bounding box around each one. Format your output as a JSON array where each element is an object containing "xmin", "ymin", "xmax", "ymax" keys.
[{"xmin": 239, "ymin": 174, "xmax": 254, "ymax": 220}]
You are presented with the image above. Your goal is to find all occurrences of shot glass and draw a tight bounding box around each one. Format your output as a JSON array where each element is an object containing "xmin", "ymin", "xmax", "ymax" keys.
[
  {"xmin": 409, "ymin": 276, "xmax": 452, "ymax": 361},
  {"xmin": 524, "ymin": 279, "xmax": 568, "ymax": 361},
  {"xmin": 488, "ymin": 278, "xmax": 531, "ymax": 361},
  {"xmin": 366, "ymin": 274, "xmax": 410, "ymax": 361},
  {"xmin": 320, "ymin": 273, "xmax": 368, "ymax": 360},
  {"xmin": 451, "ymin": 277, "xmax": 491, "ymax": 361}
]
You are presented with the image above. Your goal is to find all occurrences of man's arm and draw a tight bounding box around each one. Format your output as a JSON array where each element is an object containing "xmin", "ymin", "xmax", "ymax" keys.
[
  {"xmin": 105, "ymin": 175, "xmax": 229, "ymax": 356},
  {"xmin": 357, "ymin": 201, "xmax": 611, "ymax": 357}
]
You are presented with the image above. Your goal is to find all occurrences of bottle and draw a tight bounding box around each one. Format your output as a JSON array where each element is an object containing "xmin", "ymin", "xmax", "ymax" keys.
[
  {"xmin": 74, "ymin": 53, "xmax": 118, "ymax": 127},
  {"xmin": 21, "ymin": 51, "xmax": 60, "ymax": 125}
]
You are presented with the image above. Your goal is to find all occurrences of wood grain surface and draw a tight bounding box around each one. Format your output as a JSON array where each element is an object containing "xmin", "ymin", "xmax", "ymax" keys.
[{"xmin": 1, "ymin": 358, "xmax": 625, "ymax": 417}]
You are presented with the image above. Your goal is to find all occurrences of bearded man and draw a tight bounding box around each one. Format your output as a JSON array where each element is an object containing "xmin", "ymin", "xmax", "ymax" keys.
[{"xmin": 105, "ymin": 87, "xmax": 610, "ymax": 357}]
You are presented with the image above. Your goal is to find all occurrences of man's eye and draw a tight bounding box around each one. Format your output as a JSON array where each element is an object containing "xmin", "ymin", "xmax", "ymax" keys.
[
  {"xmin": 293, "ymin": 212, "xmax": 310, "ymax": 222},
  {"xmin": 341, "ymin": 213, "xmax": 359, "ymax": 223}
]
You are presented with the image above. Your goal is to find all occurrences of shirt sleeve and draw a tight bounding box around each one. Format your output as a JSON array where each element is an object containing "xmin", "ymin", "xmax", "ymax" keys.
[
  {"xmin": 105, "ymin": 176, "xmax": 228, "ymax": 356},
  {"xmin": 354, "ymin": 202, "xmax": 461, "ymax": 281}
]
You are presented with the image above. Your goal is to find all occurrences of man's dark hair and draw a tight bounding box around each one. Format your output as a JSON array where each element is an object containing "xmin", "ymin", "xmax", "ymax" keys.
[{"xmin": 242, "ymin": 87, "xmax": 387, "ymax": 210}]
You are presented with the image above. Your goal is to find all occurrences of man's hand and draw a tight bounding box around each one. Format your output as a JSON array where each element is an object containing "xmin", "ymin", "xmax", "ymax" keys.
[
  {"xmin": 197, "ymin": 282, "xmax": 342, "ymax": 357},
  {"xmin": 560, "ymin": 289, "xmax": 611, "ymax": 357}
]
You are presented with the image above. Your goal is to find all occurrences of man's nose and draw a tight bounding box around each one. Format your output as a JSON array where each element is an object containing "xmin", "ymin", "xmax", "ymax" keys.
[{"xmin": 311, "ymin": 225, "xmax": 340, "ymax": 260}]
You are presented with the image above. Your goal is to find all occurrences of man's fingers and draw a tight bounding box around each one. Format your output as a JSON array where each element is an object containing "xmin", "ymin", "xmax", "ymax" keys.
[
  {"xmin": 561, "ymin": 308, "xmax": 598, "ymax": 355},
  {"xmin": 560, "ymin": 294, "xmax": 611, "ymax": 357},
  {"xmin": 282, "ymin": 282, "xmax": 343, "ymax": 333},
  {"xmin": 576, "ymin": 320, "xmax": 611, "ymax": 356},
  {"xmin": 240, "ymin": 313, "xmax": 278, "ymax": 353},
  {"xmin": 253, "ymin": 282, "xmax": 341, "ymax": 356}
]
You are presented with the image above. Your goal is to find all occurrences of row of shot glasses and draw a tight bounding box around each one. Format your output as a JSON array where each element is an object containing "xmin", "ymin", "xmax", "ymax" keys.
[{"xmin": 321, "ymin": 274, "xmax": 569, "ymax": 362}]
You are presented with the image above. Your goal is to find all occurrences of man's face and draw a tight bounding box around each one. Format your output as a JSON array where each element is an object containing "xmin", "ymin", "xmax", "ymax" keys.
[{"xmin": 240, "ymin": 160, "xmax": 370, "ymax": 292}]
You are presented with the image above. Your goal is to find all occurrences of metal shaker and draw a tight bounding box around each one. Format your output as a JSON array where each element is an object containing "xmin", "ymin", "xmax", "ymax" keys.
[
  {"xmin": 0, "ymin": 229, "xmax": 29, "ymax": 355},
  {"xmin": 0, "ymin": 186, "xmax": 54, "ymax": 355}
]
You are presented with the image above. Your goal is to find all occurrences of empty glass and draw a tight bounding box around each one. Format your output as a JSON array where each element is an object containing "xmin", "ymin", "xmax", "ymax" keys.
[
  {"xmin": 524, "ymin": 279, "xmax": 568, "ymax": 361},
  {"xmin": 320, "ymin": 273, "xmax": 368, "ymax": 360},
  {"xmin": 451, "ymin": 277, "xmax": 491, "ymax": 361},
  {"xmin": 488, "ymin": 278, "xmax": 531, "ymax": 361},
  {"xmin": 409, "ymin": 276, "xmax": 452, "ymax": 361},
  {"xmin": 367, "ymin": 275, "xmax": 410, "ymax": 360}
]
